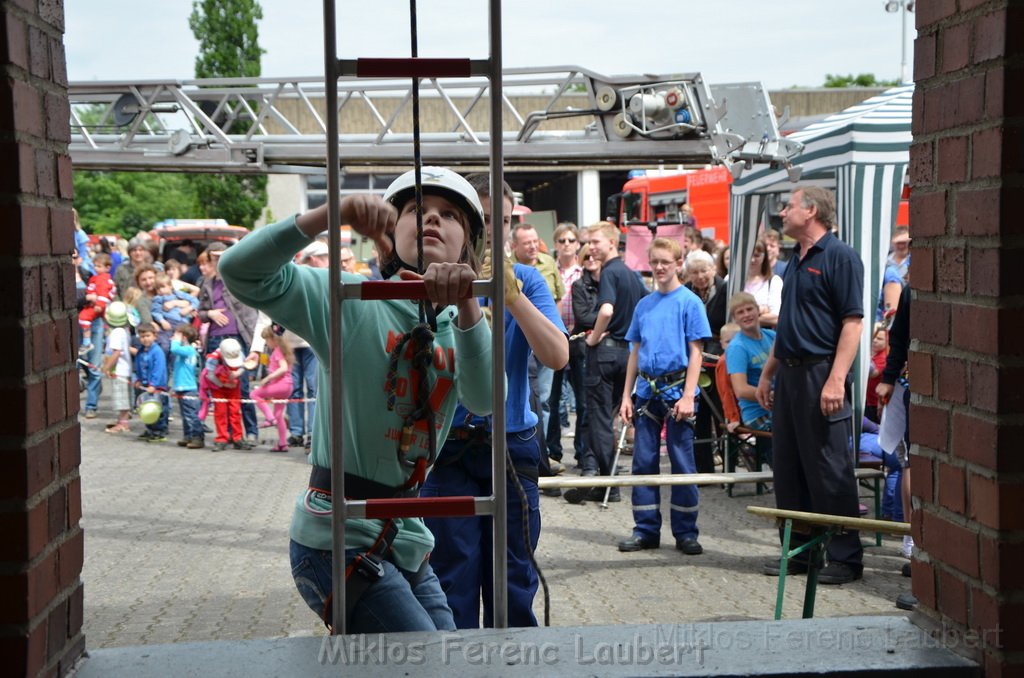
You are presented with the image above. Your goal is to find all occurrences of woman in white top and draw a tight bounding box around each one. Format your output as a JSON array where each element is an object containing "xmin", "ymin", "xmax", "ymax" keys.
[{"xmin": 743, "ymin": 238, "xmax": 783, "ymax": 328}]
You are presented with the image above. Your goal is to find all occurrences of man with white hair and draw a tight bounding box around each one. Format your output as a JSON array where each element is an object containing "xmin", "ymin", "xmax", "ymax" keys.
[{"xmin": 756, "ymin": 186, "xmax": 865, "ymax": 585}]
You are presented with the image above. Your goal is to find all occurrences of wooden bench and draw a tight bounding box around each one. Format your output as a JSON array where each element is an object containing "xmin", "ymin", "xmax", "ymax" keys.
[
  {"xmin": 539, "ymin": 468, "xmax": 889, "ymax": 545},
  {"xmin": 746, "ymin": 505, "xmax": 911, "ymax": 620}
]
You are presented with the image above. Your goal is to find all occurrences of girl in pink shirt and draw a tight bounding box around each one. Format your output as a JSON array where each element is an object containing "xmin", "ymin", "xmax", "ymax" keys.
[{"xmin": 252, "ymin": 326, "xmax": 295, "ymax": 452}]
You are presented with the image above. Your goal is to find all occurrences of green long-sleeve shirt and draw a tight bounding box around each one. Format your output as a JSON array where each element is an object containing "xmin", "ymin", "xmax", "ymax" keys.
[{"xmin": 219, "ymin": 216, "xmax": 492, "ymax": 571}]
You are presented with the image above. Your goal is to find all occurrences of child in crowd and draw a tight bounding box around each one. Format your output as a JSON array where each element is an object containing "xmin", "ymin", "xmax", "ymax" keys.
[
  {"xmin": 79, "ymin": 253, "xmax": 116, "ymax": 355},
  {"xmin": 134, "ymin": 322, "xmax": 170, "ymax": 442},
  {"xmin": 617, "ymin": 237, "xmax": 711, "ymax": 556},
  {"xmin": 101, "ymin": 301, "xmax": 135, "ymax": 434},
  {"xmin": 217, "ymin": 167, "xmax": 492, "ymax": 634},
  {"xmin": 252, "ymin": 325, "xmax": 294, "ymax": 452},
  {"xmin": 170, "ymin": 323, "xmax": 205, "ymax": 449},
  {"xmin": 205, "ymin": 337, "xmax": 246, "ymax": 450},
  {"xmin": 864, "ymin": 323, "xmax": 888, "ymax": 424},
  {"xmin": 725, "ymin": 292, "xmax": 775, "ymax": 432},
  {"xmin": 163, "ymin": 259, "xmax": 201, "ymax": 297},
  {"xmin": 715, "ymin": 322, "xmax": 743, "ymax": 433},
  {"xmin": 151, "ymin": 273, "xmax": 199, "ymax": 356}
]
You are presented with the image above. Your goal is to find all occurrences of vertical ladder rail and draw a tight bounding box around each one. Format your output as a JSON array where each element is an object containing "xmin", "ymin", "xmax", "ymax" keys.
[
  {"xmin": 322, "ymin": 0, "xmax": 510, "ymax": 635},
  {"xmin": 323, "ymin": 0, "xmax": 349, "ymax": 635},
  {"xmin": 488, "ymin": 0, "xmax": 508, "ymax": 630}
]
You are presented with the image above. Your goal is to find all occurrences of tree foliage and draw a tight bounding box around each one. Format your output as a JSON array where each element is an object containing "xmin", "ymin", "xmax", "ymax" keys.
[
  {"xmin": 73, "ymin": 172, "xmax": 202, "ymax": 237},
  {"xmin": 823, "ymin": 73, "xmax": 900, "ymax": 88},
  {"xmin": 188, "ymin": 0, "xmax": 268, "ymax": 228},
  {"xmin": 188, "ymin": 0, "xmax": 265, "ymax": 79}
]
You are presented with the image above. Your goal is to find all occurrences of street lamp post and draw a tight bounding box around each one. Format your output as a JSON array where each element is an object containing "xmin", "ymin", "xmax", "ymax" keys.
[{"xmin": 885, "ymin": 0, "xmax": 915, "ymax": 84}]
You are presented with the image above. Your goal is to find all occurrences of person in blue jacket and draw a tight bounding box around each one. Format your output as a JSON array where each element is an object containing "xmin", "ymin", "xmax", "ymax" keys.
[{"xmin": 421, "ymin": 174, "xmax": 568, "ymax": 628}]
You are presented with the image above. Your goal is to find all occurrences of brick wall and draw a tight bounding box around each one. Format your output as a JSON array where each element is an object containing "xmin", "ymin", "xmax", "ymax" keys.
[
  {"xmin": 0, "ymin": 2, "xmax": 84, "ymax": 677},
  {"xmin": 911, "ymin": 2, "xmax": 1024, "ymax": 676}
]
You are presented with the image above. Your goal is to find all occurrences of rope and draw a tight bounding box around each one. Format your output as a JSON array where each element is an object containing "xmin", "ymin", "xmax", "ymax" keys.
[
  {"xmin": 506, "ymin": 453, "xmax": 551, "ymax": 627},
  {"xmin": 383, "ymin": 322, "xmax": 438, "ymax": 475}
]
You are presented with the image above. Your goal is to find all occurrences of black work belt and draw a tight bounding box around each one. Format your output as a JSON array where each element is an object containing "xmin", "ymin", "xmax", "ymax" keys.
[
  {"xmin": 639, "ymin": 369, "xmax": 687, "ymax": 384},
  {"xmin": 780, "ymin": 355, "xmax": 833, "ymax": 368},
  {"xmin": 446, "ymin": 426, "xmax": 491, "ymax": 443},
  {"xmin": 439, "ymin": 429, "xmax": 540, "ymax": 485},
  {"xmin": 308, "ymin": 465, "xmax": 419, "ymax": 500},
  {"xmin": 599, "ymin": 336, "xmax": 629, "ymax": 349}
]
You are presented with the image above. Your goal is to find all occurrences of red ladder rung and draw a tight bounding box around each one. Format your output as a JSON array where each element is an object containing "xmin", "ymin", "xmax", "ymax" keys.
[
  {"xmin": 360, "ymin": 496, "xmax": 480, "ymax": 519},
  {"xmin": 346, "ymin": 280, "xmax": 490, "ymax": 301},
  {"xmin": 346, "ymin": 58, "xmax": 473, "ymax": 79}
]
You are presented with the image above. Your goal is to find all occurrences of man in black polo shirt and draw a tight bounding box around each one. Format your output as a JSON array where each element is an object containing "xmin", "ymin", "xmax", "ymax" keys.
[
  {"xmin": 566, "ymin": 221, "xmax": 648, "ymax": 504},
  {"xmin": 755, "ymin": 186, "xmax": 865, "ymax": 585}
]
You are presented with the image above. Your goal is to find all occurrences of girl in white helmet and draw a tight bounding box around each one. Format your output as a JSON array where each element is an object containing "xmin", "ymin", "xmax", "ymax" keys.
[{"xmin": 219, "ymin": 167, "xmax": 492, "ymax": 633}]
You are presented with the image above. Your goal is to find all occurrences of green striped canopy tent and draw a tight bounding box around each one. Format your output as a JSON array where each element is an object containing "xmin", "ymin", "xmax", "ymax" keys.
[{"xmin": 728, "ymin": 84, "xmax": 913, "ymax": 444}]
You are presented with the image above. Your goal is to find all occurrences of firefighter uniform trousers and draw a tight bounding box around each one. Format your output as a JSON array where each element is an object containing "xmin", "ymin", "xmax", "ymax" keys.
[
  {"xmin": 420, "ymin": 430, "xmax": 541, "ymax": 628},
  {"xmin": 772, "ymin": 362, "xmax": 863, "ymax": 568},
  {"xmin": 631, "ymin": 397, "xmax": 700, "ymax": 541}
]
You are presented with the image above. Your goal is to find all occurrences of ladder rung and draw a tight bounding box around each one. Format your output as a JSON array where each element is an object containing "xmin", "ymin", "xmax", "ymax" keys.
[
  {"xmin": 338, "ymin": 58, "xmax": 474, "ymax": 79},
  {"xmin": 344, "ymin": 279, "xmax": 490, "ymax": 300},
  {"xmin": 345, "ymin": 496, "xmax": 494, "ymax": 519}
]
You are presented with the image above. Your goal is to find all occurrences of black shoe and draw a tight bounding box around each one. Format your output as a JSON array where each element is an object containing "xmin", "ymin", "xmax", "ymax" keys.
[
  {"xmin": 594, "ymin": 488, "xmax": 621, "ymax": 503},
  {"xmin": 618, "ymin": 534, "xmax": 660, "ymax": 552},
  {"xmin": 137, "ymin": 431, "xmax": 155, "ymax": 441},
  {"xmin": 895, "ymin": 592, "xmax": 918, "ymax": 610},
  {"xmin": 901, "ymin": 562, "xmax": 912, "ymax": 578},
  {"xmin": 676, "ymin": 538, "xmax": 703, "ymax": 556},
  {"xmin": 818, "ymin": 562, "xmax": 862, "ymax": 585},
  {"xmin": 542, "ymin": 487, "xmax": 562, "ymax": 497},
  {"xmin": 212, "ymin": 441, "xmax": 227, "ymax": 451},
  {"xmin": 563, "ymin": 488, "xmax": 589, "ymax": 504},
  {"xmin": 145, "ymin": 434, "xmax": 167, "ymax": 443},
  {"xmin": 232, "ymin": 440, "xmax": 244, "ymax": 450},
  {"xmin": 288, "ymin": 435, "xmax": 304, "ymax": 447},
  {"xmin": 762, "ymin": 559, "xmax": 809, "ymax": 576}
]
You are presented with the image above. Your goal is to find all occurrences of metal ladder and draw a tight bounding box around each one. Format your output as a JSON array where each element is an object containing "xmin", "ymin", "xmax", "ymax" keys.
[{"xmin": 322, "ymin": 0, "xmax": 509, "ymax": 634}]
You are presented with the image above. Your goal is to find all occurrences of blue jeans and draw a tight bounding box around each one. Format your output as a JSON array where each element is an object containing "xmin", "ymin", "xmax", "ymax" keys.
[
  {"xmin": 206, "ymin": 333, "xmax": 256, "ymax": 436},
  {"xmin": 288, "ymin": 347, "xmax": 318, "ymax": 437},
  {"xmin": 420, "ymin": 429, "xmax": 541, "ymax": 628},
  {"xmin": 631, "ymin": 397, "xmax": 699, "ymax": 541},
  {"xmin": 532, "ymin": 358, "xmax": 557, "ymax": 444},
  {"xmin": 289, "ymin": 540, "xmax": 455, "ymax": 633},
  {"xmin": 83, "ymin": 318, "xmax": 105, "ymax": 413},
  {"xmin": 176, "ymin": 389, "xmax": 203, "ymax": 440}
]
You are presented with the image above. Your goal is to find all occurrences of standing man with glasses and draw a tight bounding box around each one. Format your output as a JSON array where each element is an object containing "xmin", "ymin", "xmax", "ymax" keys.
[
  {"xmin": 546, "ymin": 223, "xmax": 585, "ymax": 467},
  {"xmin": 755, "ymin": 186, "xmax": 865, "ymax": 585}
]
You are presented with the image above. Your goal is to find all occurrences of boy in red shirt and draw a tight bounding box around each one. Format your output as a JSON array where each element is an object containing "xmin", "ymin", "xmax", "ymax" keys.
[
  {"xmin": 79, "ymin": 253, "xmax": 116, "ymax": 355},
  {"xmin": 205, "ymin": 337, "xmax": 246, "ymax": 450}
]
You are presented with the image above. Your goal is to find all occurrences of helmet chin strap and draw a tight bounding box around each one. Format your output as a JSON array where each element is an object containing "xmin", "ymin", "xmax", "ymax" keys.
[{"xmin": 378, "ymin": 232, "xmax": 417, "ymax": 279}]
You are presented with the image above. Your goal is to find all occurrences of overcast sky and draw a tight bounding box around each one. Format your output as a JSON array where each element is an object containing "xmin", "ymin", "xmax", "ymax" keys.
[{"xmin": 65, "ymin": 1, "xmax": 916, "ymax": 89}]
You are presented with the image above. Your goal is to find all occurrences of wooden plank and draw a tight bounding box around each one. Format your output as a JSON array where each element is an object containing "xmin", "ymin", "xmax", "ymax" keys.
[
  {"xmin": 537, "ymin": 467, "xmax": 883, "ymax": 489},
  {"xmin": 746, "ymin": 505, "xmax": 911, "ymax": 535}
]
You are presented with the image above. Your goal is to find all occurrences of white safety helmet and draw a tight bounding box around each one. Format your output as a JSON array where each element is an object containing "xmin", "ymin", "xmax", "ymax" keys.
[
  {"xmin": 218, "ymin": 338, "xmax": 244, "ymax": 368},
  {"xmin": 383, "ymin": 167, "xmax": 486, "ymax": 258},
  {"xmin": 105, "ymin": 301, "xmax": 130, "ymax": 328},
  {"xmin": 137, "ymin": 394, "xmax": 163, "ymax": 425}
]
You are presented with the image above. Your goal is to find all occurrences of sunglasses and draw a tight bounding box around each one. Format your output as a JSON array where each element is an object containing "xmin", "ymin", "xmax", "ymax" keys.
[
  {"xmin": 556, "ymin": 238, "xmax": 577, "ymax": 244},
  {"xmin": 583, "ymin": 254, "xmax": 595, "ymax": 261}
]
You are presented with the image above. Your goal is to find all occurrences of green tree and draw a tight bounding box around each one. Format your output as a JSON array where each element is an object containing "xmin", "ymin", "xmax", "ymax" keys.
[
  {"xmin": 188, "ymin": 0, "xmax": 267, "ymax": 227},
  {"xmin": 73, "ymin": 172, "xmax": 201, "ymax": 237},
  {"xmin": 823, "ymin": 73, "xmax": 900, "ymax": 88}
]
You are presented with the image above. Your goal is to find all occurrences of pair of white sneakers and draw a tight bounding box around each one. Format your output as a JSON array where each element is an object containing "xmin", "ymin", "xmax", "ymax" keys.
[{"xmin": 901, "ymin": 535, "xmax": 914, "ymax": 558}]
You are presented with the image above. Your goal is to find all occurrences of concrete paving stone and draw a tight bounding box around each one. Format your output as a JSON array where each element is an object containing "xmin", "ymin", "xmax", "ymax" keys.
[{"xmin": 79, "ymin": 393, "xmax": 911, "ymax": 649}]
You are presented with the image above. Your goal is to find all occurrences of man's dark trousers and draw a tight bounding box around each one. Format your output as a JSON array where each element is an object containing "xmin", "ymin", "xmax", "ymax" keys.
[
  {"xmin": 581, "ymin": 339, "xmax": 630, "ymax": 476},
  {"xmin": 771, "ymin": 360, "xmax": 863, "ymax": 570}
]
